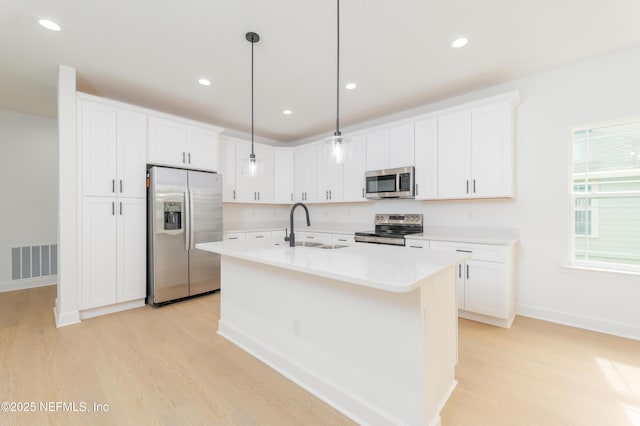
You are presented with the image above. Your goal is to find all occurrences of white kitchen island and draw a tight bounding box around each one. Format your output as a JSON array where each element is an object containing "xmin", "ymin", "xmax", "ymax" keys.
[{"xmin": 197, "ymin": 237, "xmax": 469, "ymax": 426}]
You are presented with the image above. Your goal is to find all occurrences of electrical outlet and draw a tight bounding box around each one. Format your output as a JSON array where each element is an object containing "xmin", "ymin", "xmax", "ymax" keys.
[{"xmin": 292, "ymin": 318, "xmax": 302, "ymax": 337}]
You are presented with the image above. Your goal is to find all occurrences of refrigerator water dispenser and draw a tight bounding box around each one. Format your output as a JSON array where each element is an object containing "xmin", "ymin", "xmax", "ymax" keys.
[{"xmin": 163, "ymin": 202, "xmax": 182, "ymax": 230}]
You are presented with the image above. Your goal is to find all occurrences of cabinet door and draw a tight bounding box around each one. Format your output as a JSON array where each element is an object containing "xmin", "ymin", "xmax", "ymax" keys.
[
  {"xmin": 366, "ymin": 130, "xmax": 388, "ymax": 171},
  {"xmin": 388, "ymin": 124, "xmax": 415, "ymax": 168},
  {"xmin": 343, "ymin": 134, "xmax": 367, "ymax": 202},
  {"xmin": 274, "ymin": 149, "xmax": 294, "ymax": 203},
  {"xmin": 463, "ymin": 260, "xmax": 506, "ymax": 318},
  {"xmin": 81, "ymin": 197, "xmax": 117, "ymax": 309},
  {"xmin": 116, "ymin": 197, "xmax": 146, "ymax": 302},
  {"xmin": 471, "ymin": 102, "xmax": 513, "ymax": 198},
  {"xmin": 81, "ymin": 101, "xmax": 117, "ymax": 197},
  {"xmin": 437, "ymin": 110, "xmax": 471, "ymax": 199},
  {"xmin": 187, "ymin": 126, "xmax": 219, "ymax": 172},
  {"xmin": 255, "ymin": 144, "xmax": 274, "ymax": 203},
  {"xmin": 220, "ymin": 139, "xmax": 237, "ymax": 202},
  {"xmin": 148, "ymin": 117, "xmax": 187, "ymax": 167},
  {"xmin": 234, "ymin": 143, "xmax": 258, "ymax": 202},
  {"xmin": 117, "ymin": 109, "xmax": 147, "ymax": 198},
  {"xmin": 316, "ymin": 144, "xmax": 344, "ymax": 202},
  {"xmin": 414, "ymin": 118, "xmax": 438, "ymax": 200},
  {"xmin": 294, "ymin": 145, "xmax": 317, "ymax": 202}
]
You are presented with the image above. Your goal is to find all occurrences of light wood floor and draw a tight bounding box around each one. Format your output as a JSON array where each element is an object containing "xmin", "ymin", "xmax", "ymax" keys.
[{"xmin": 1, "ymin": 286, "xmax": 639, "ymax": 425}]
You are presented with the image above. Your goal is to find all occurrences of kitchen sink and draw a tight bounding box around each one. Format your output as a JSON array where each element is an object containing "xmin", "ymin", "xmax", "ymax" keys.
[{"xmin": 273, "ymin": 241, "xmax": 348, "ymax": 249}]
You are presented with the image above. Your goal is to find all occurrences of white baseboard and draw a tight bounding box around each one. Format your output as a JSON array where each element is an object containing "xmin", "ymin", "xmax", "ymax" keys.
[
  {"xmin": 54, "ymin": 299, "xmax": 80, "ymax": 328},
  {"xmin": 0, "ymin": 276, "xmax": 57, "ymax": 293},
  {"xmin": 79, "ymin": 298, "xmax": 145, "ymax": 320},
  {"xmin": 517, "ymin": 303, "xmax": 640, "ymax": 341}
]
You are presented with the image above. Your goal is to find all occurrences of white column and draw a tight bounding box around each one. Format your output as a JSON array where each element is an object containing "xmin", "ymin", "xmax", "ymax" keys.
[{"xmin": 54, "ymin": 65, "xmax": 81, "ymax": 327}]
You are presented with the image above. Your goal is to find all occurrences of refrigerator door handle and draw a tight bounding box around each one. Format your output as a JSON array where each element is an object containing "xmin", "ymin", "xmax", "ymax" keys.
[
  {"xmin": 184, "ymin": 189, "xmax": 190, "ymax": 250},
  {"xmin": 189, "ymin": 188, "xmax": 196, "ymax": 249}
]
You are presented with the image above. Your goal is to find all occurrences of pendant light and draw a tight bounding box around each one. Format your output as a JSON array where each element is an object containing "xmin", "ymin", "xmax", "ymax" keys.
[
  {"xmin": 247, "ymin": 31, "xmax": 260, "ymax": 177},
  {"xmin": 326, "ymin": 0, "xmax": 348, "ymax": 164}
]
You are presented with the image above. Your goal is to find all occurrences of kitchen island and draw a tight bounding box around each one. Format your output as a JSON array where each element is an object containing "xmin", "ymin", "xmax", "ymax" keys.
[{"xmin": 197, "ymin": 238, "xmax": 469, "ymax": 426}]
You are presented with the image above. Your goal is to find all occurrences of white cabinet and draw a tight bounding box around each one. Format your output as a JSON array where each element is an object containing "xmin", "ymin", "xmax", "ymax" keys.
[
  {"xmin": 430, "ymin": 240, "xmax": 515, "ymax": 328},
  {"xmin": 342, "ymin": 134, "xmax": 368, "ymax": 202},
  {"xmin": 80, "ymin": 100, "xmax": 146, "ymax": 198},
  {"xmin": 405, "ymin": 238, "xmax": 429, "ymax": 249},
  {"xmin": 220, "ymin": 138, "xmax": 237, "ymax": 202},
  {"xmin": 274, "ymin": 149, "xmax": 295, "ymax": 204},
  {"xmin": 81, "ymin": 196, "xmax": 145, "ymax": 309},
  {"xmin": 295, "ymin": 231, "xmax": 331, "ymax": 244},
  {"xmin": 437, "ymin": 110, "xmax": 472, "ymax": 199},
  {"xmin": 331, "ymin": 233, "xmax": 355, "ymax": 246},
  {"xmin": 235, "ymin": 142, "xmax": 274, "ymax": 203},
  {"xmin": 436, "ymin": 98, "xmax": 515, "ymax": 199},
  {"xmin": 294, "ymin": 144, "xmax": 317, "ymax": 202},
  {"xmin": 316, "ymin": 144, "xmax": 344, "ymax": 202},
  {"xmin": 413, "ymin": 118, "xmax": 438, "ymax": 200},
  {"xmin": 148, "ymin": 116, "xmax": 220, "ymax": 171},
  {"xmin": 366, "ymin": 124, "xmax": 415, "ymax": 170}
]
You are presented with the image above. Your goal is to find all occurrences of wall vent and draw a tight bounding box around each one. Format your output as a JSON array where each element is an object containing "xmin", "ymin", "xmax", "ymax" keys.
[{"xmin": 11, "ymin": 244, "xmax": 57, "ymax": 280}]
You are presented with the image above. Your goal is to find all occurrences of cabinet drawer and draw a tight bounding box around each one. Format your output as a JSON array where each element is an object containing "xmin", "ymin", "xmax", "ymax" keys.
[
  {"xmin": 405, "ymin": 238, "xmax": 429, "ymax": 249},
  {"xmin": 331, "ymin": 233, "xmax": 355, "ymax": 246},
  {"xmin": 296, "ymin": 231, "xmax": 331, "ymax": 244},
  {"xmin": 223, "ymin": 232, "xmax": 245, "ymax": 240},
  {"xmin": 244, "ymin": 231, "xmax": 270, "ymax": 239},
  {"xmin": 430, "ymin": 240, "xmax": 506, "ymax": 262}
]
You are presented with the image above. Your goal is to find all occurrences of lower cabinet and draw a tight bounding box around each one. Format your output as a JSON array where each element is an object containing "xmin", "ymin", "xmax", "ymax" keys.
[
  {"xmin": 81, "ymin": 196, "xmax": 146, "ymax": 310},
  {"xmin": 427, "ymin": 240, "xmax": 516, "ymax": 328}
]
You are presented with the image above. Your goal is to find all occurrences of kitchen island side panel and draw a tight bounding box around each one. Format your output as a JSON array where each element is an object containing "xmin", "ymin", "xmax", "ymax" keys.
[{"xmin": 217, "ymin": 255, "xmax": 457, "ymax": 426}]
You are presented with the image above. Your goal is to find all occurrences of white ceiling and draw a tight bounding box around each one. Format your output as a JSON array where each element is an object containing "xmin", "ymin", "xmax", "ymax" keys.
[{"xmin": 3, "ymin": 0, "xmax": 640, "ymax": 143}]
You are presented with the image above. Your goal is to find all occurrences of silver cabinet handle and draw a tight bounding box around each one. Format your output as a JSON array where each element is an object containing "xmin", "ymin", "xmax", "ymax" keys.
[
  {"xmin": 233, "ymin": 189, "xmax": 236, "ymax": 200},
  {"xmin": 120, "ymin": 179, "xmax": 123, "ymax": 193},
  {"xmin": 466, "ymin": 264, "xmax": 470, "ymax": 280},
  {"xmin": 326, "ymin": 190, "xmax": 328, "ymax": 200},
  {"xmin": 255, "ymin": 235, "xmax": 264, "ymax": 239},
  {"xmin": 466, "ymin": 180, "xmax": 469, "ymax": 194},
  {"xmin": 119, "ymin": 202, "xmax": 122, "ymax": 215},
  {"xmin": 112, "ymin": 179, "xmax": 115, "ymax": 193},
  {"xmin": 456, "ymin": 249, "xmax": 472, "ymax": 253},
  {"xmin": 458, "ymin": 264, "xmax": 462, "ymax": 279},
  {"xmin": 473, "ymin": 179, "xmax": 476, "ymax": 193},
  {"xmin": 188, "ymin": 152, "xmax": 191, "ymax": 164},
  {"xmin": 182, "ymin": 152, "xmax": 186, "ymax": 163},
  {"xmin": 329, "ymin": 190, "xmax": 332, "ymax": 200},
  {"xmin": 112, "ymin": 201, "xmax": 115, "ymax": 215},
  {"xmin": 362, "ymin": 188, "xmax": 364, "ymax": 198}
]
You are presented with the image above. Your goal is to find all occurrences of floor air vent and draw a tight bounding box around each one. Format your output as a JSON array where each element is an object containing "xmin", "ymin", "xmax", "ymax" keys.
[{"xmin": 11, "ymin": 244, "xmax": 57, "ymax": 280}]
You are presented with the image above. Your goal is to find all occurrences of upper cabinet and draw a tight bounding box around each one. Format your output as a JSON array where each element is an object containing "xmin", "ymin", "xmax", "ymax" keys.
[
  {"xmin": 414, "ymin": 118, "xmax": 438, "ymax": 200},
  {"xmin": 366, "ymin": 124, "xmax": 415, "ymax": 170},
  {"xmin": 80, "ymin": 99, "xmax": 147, "ymax": 198},
  {"xmin": 235, "ymin": 142, "xmax": 274, "ymax": 203},
  {"xmin": 316, "ymin": 144, "xmax": 344, "ymax": 202},
  {"xmin": 219, "ymin": 137, "xmax": 237, "ymax": 202},
  {"xmin": 274, "ymin": 148, "xmax": 295, "ymax": 204},
  {"xmin": 342, "ymin": 134, "xmax": 368, "ymax": 202},
  {"xmin": 294, "ymin": 144, "xmax": 318, "ymax": 202},
  {"xmin": 435, "ymin": 96, "xmax": 517, "ymax": 199},
  {"xmin": 148, "ymin": 116, "xmax": 221, "ymax": 172}
]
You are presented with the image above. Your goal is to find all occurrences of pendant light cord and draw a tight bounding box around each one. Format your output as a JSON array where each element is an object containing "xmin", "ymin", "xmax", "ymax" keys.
[
  {"xmin": 251, "ymin": 37, "xmax": 255, "ymax": 156},
  {"xmin": 335, "ymin": 0, "xmax": 340, "ymax": 136}
]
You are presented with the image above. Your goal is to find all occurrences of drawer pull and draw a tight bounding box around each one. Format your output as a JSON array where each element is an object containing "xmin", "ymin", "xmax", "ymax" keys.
[{"xmin": 456, "ymin": 249, "xmax": 472, "ymax": 253}]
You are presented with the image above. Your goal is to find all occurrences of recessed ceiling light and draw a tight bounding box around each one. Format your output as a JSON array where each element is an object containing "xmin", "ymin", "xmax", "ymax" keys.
[
  {"xmin": 345, "ymin": 82, "xmax": 357, "ymax": 90},
  {"xmin": 198, "ymin": 78, "xmax": 211, "ymax": 86},
  {"xmin": 452, "ymin": 37, "xmax": 468, "ymax": 48},
  {"xmin": 282, "ymin": 109, "xmax": 293, "ymax": 115},
  {"xmin": 38, "ymin": 19, "xmax": 61, "ymax": 32}
]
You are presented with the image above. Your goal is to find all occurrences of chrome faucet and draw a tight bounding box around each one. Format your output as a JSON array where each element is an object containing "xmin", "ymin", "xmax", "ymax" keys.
[{"xmin": 284, "ymin": 202, "xmax": 311, "ymax": 247}]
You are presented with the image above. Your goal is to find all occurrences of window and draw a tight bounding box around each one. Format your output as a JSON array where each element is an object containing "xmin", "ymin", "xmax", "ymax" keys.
[{"xmin": 571, "ymin": 120, "xmax": 640, "ymax": 272}]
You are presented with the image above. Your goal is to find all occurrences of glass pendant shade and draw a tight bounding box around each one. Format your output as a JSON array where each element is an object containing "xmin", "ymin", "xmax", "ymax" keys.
[
  {"xmin": 324, "ymin": 132, "xmax": 351, "ymax": 164},
  {"xmin": 248, "ymin": 155, "xmax": 257, "ymax": 177}
]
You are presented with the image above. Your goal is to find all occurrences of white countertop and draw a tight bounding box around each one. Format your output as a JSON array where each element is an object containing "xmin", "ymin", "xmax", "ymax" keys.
[
  {"xmin": 197, "ymin": 237, "xmax": 468, "ymax": 293},
  {"xmin": 408, "ymin": 226, "xmax": 519, "ymax": 245}
]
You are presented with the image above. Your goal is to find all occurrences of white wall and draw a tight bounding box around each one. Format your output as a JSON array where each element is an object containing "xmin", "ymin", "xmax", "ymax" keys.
[
  {"xmin": 228, "ymin": 46, "xmax": 640, "ymax": 340},
  {"xmin": 0, "ymin": 109, "xmax": 58, "ymax": 291}
]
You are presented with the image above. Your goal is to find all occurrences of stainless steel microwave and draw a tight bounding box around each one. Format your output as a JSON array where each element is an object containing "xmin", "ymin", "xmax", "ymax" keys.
[{"xmin": 365, "ymin": 166, "xmax": 415, "ymax": 199}]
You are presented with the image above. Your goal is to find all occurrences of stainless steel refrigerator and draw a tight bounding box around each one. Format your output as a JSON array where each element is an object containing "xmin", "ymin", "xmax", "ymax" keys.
[{"xmin": 147, "ymin": 166, "xmax": 222, "ymax": 305}]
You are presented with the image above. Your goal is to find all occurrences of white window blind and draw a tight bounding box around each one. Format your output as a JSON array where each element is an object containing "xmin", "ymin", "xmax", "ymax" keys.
[{"xmin": 571, "ymin": 121, "xmax": 640, "ymax": 272}]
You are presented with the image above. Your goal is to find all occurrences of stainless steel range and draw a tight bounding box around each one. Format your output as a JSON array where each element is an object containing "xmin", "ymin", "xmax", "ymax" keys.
[{"xmin": 354, "ymin": 214, "xmax": 423, "ymax": 246}]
